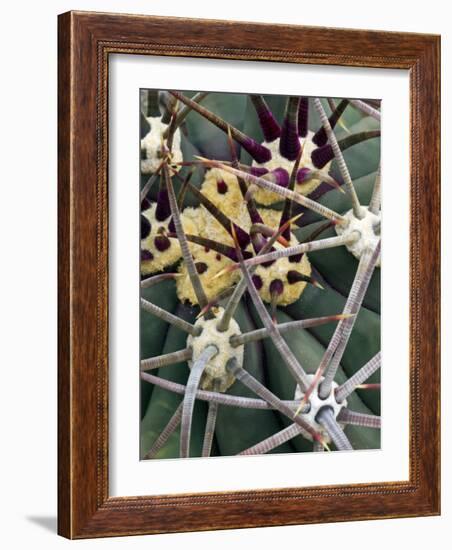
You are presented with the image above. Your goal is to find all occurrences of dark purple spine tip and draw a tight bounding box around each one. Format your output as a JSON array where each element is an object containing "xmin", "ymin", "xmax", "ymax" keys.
[
  {"xmin": 234, "ymin": 225, "xmax": 251, "ymax": 249},
  {"xmin": 261, "ymin": 258, "xmax": 276, "ymax": 268},
  {"xmin": 141, "ymin": 249, "xmax": 154, "ymax": 261},
  {"xmin": 248, "ymin": 208, "xmax": 263, "ymax": 225},
  {"xmin": 312, "ymin": 127, "xmax": 327, "ymax": 147},
  {"xmin": 155, "ymin": 189, "xmax": 171, "ymax": 222},
  {"xmin": 287, "ymin": 270, "xmax": 305, "ymax": 284},
  {"xmin": 257, "ymin": 109, "xmax": 281, "ymax": 142},
  {"xmin": 269, "ymin": 279, "xmax": 284, "ymax": 296},
  {"xmin": 141, "ymin": 215, "xmax": 152, "ymax": 239},
  {"xmin": 141, "ymin": 197, "xmax": 151, "ymax": 211},
  {"xmin": 252, "ymin": 274, "xmax": 263, "ymax": 290},
  {"xmin": 140, "ymin": 112, "xmax": 151, "ymax": 138},
  {"xmin": 311, "ymin": 145, "xmax": 334, "ymax": 169},
  {"xmin": 289, "ymin": 253, "xmax": 303, "ymax": 264},
  {"xmin": 250, "ymin": 166, "xmax": 269, "ymax": 177},
  {"xmin": 195, "ymin": 262, "xmax": 208, "ymax": 274},
  {"xmin": 167, "ymin": 217, "xmax": 175, "ymax": 233},
  {"xmin": 296, "ymin": 167, "xmax": 312, "ymax": 184},
  {"xmin": 243, "ymin": 138, "xmax": 272, "ymax": 163},
  {"xmin": 279, "ymin": 121, "xmax": 301, "ymax": 161},
  {"xmin": 272, "ymin": 168, "xmax": 290, "ymax": 188},
  {"xmin": 154, "ymin": 235, "xmax": 171, "ymax": 252},
  {"xmin": 216, "ymin": 179, "xmax": 228, "ymax": 194},
  {"xmin": 298, "ymin": 98, "xmax": 309, "ymax": 137}
]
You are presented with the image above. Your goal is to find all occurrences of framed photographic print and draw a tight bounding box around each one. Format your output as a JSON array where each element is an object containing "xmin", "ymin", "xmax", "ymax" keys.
[{"xmin": 58, "ymin": 11, "xmax": 440, "ymax": 539}]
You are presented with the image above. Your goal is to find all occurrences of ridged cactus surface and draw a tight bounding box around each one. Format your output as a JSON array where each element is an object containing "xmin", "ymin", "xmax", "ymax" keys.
[{"xmin": 139, "ymin": 90, "xmax": 381, "ymax": 459}]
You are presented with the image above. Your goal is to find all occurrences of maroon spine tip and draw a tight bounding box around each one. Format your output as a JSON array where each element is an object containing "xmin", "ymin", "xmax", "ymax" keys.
[
  {"xmin": 216, "ymin": 179, "xmax": 228, "ymax": 194},
  {"xmin": 251, "ymin": 95, "xmax": 281, "ymax": 142},
  {"xmin": 313, "ymin": 99, "xmax": 349, "ymax": 146},
  {"xmin": 250, "ymin": 166, "xmax": 269, "ymax": 177},
  {"xmin": 155, "ymin": 189, "xmax": 171, "ymax": 221},
  {"xmin": 154, "ymin": 235, "xmax": 171, "ymax": 252},
  {"xmin": 233, "ymin": 224, "xmax": 251, "ymax": 249},
  {"xmin": 288, "ymin": 253, "xmax": 303, "ymax": 264},
  {"xmin": 242, "ymin": 137, "xmax": 272, "ymax": 163},
  {"xmin": 311, "ymin": 145, "xmax": 334, "ymax": 169},
  {"xmin": 256, "ymin": 107, "xmax": 281, "ymax": 142},
  {"xmin": 269, "ymin": 279, "xmax": 284, "ymax": 296},
  {"xmin": 195, "ymin": 262, "xmax": 208, "ymax": 274},
  {"xmin": 297, "ymin": 97, "xmax": 309, "ymax": 137},
  {"xmin": 141, "ymin": 249, "xmax": 154, "ymax": 261},
  {"xmin": 312, "ymin": 127, "xmax": 327, "ymax": 147},
  {"xmin": 141, "ymin": 197, "xmax": 151, "ymax": 211},
  {"xmin": 140, "ymin": 112, "xmax": 151, "ymax": 138},
  {"xmin": 279, "ymin": 120, "xmax": 301, "ymax": 160},
  {"xmin": 141, "ymin": 215, "xmax": 152, "ymax": 239},
  {"xmin": 167, "ymin": 217, "xmax": 175, "ymax": 233},
  {"xmin": 261, "ymin": 258, "xmax": 277, "ymax": 268},
  {"xmin": 287, "ymin": 270, "xmax": 302, "ymax": 284},
  {"xmin": 296, "ymin": 167, "xmax": 312, "ymax": 184},
  {"xmin": 252, "ymin": 274, "xmax": 263, "ymax": 290},
  {"xmin": 271, "ymin": 168, "xmax": 290, "ymax": 188}
]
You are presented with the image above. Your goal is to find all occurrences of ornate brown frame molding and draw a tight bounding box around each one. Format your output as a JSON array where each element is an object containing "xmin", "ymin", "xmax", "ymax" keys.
[{"xmin": 58, "ymin": 11, "xmax": 440, "ymax": 538}]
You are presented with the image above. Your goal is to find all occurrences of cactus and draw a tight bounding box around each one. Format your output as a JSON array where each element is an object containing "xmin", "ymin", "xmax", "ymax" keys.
[{"xmin": 139, "ymin": 89, "xmax": 381, "ymax": 458}]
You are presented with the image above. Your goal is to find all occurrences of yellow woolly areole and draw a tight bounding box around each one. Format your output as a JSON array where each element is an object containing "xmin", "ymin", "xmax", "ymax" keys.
[
  {"xmin": 200, "ymin": 168, "xmax": 249, "ymax": 224},
  {"xmin": 176, "ymin": 241, "xmax": 241, "ymax": 305},
  {"xmin": 140, "ymin": 116, "xmax": 183, "ymax": 174},
  {"xmin": 251, "ymin": 131, "xmax": 332, "ymax": 205},
  {"xmin": 175, "ymin": 202, "xmax": 311, "ymax": 307},
  {"xmin": 140, "ymin": 204, "xmax": 197, "ymax": 276},
  {"xmin": 186, "ymin": 308, "xmax": 243, "ymax": 392},
  {"xmin": 200, "ymin": 168, "xmax": 256, "ymax": 238},
  {"xmin": 253, "ymin": 225, "xmax": 312, "ymax": 306},
  {"xmin": 175, "ymin": 207, "xmax": 240, "ymax": 304}
]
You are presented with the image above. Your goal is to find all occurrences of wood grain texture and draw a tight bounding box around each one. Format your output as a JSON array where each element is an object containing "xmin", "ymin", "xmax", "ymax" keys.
[{"xmin": 57, "ymin": 10, "xmax": 440, "ymax": 539}]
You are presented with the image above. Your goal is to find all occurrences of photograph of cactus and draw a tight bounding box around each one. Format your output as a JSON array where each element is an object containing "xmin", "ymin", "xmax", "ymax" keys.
[{"xmin": 139, "ymin": 89, "xmax": 381, "ymax": 460}]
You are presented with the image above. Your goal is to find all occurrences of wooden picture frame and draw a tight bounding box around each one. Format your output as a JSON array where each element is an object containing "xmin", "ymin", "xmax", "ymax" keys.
[{"xmin": 58, "ymin": 10, "xmax": 440, "ymax": 539}]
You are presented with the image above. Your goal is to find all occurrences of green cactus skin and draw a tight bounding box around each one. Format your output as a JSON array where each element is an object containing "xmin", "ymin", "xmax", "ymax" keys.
[{"xmin": 139, "ymin": 90, "xmax": 381, "ymax": 458}]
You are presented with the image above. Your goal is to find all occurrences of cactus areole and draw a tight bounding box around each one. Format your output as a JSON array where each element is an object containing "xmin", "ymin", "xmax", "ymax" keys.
[{"xmin": 187, "ymin": 308, "xmax": 243, "ymax": 392}]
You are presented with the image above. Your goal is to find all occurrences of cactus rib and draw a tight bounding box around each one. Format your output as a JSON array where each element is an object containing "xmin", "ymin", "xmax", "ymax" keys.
[
  {"xmin": 239, "ymin": 423, "xmax": 302, "ymax": 455},
  {"xmin": 225, "ymin": 358, "xmax": 322, "ymax": 444},
  {"xmin": 143, "ymin": 403, "xmax": 183, "ymax": 459},
  {"xmin": 320, "ymin": 241, "xmax": 381, "ymax": 397},
  {"xmin": 313, "ymin": 98, "xmax": 363, "ymax": 219},
  {"xmin": 230, "ymin": 314, "xmax": 353, "ymax": 347},
  {"xmin": 335, "ymin": 352, "xmax": 381, "ymax": 403},
  {"xmin": 141, "ymin": 297, "xmax": 200, "ymax": 336}
]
